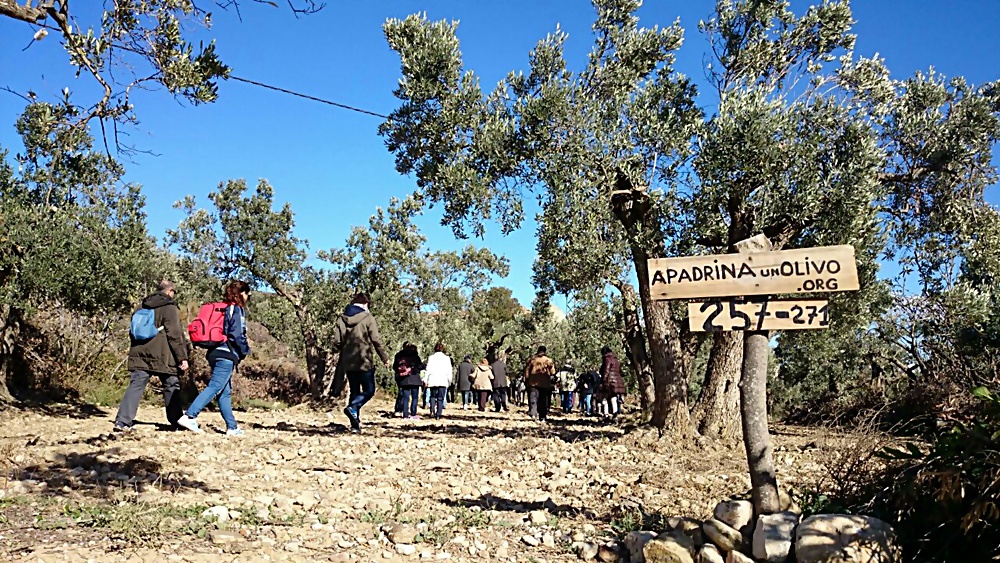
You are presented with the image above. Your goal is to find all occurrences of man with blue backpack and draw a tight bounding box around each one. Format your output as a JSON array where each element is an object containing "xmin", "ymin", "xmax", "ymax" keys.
[{"xmin": 113, "ymin": 280, "xmax": 189, "ymax": 432}]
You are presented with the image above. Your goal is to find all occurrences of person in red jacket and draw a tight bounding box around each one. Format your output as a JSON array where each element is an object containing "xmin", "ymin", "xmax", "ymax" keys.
[{"xmin": 599, "ymin": 346, "xmax": 626, "ymax": 418}]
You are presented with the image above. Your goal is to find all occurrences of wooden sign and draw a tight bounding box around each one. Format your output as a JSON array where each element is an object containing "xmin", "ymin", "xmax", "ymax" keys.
[
  {"xmin": 689, "ymin": 299, "xmax": 830, "ymax": 332},
  {"xmin": 648, "ymin": 245, "xmax": 859, "ymax": 300}
]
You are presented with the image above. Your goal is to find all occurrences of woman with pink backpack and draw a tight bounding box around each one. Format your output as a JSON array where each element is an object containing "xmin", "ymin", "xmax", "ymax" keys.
[{"xmin": 177, "ymin": 280, "xmax": 252, "ymax": 436}]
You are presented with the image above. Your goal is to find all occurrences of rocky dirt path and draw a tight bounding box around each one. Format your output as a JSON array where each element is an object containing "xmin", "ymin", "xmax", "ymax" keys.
[{"xmin": 0, "ymin": 399, "xmax": 847, "ymax": 562}]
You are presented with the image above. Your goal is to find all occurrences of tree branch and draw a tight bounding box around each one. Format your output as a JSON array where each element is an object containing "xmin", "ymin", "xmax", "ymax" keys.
[{"xmin": 0, "ymin": 0, "xmax": 52, "ymax": 23}]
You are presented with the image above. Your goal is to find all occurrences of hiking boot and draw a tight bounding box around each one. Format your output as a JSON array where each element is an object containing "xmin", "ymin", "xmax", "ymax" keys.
[
  {"xmin": 343, "ymin": 407, "xmax": 360, "ymax": 432},
  {"xmin": 176, "ymin": 415, "xmax": 203, "ymax": 434},
  {"xmin": 226, "ymin": 428, "xmax": 245, "ymax": 437},
  {"xmin": 112, "ymin": 423, "xmax": 133, "ymax": 433}
]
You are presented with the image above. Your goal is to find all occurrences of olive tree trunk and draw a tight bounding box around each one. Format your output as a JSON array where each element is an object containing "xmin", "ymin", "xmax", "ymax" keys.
[
  {"xmin": 692, "ymin": 331, "xmax": 743, "ymax": 440},
  {"xmin": 634, "ymin": 253, "xmax": 690, "ymax": 434},
  {"xmin": 613, "ymin": 281, "xmax": 655, "ymax": 416},
  {"xmin": 611, "ymin": 181, "xmax": 691, "ymax": 436},
  {"xmin": 0, "ymin": 305, "xmax": 22, "ymax": 405}
]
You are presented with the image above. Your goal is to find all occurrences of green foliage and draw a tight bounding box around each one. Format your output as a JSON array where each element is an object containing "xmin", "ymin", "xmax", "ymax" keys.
[
  {"xmin": 169, "ymin": 183, "xmax": 510, "ymax": 395},
  {"xmin": 1, "ymin": 103, "xmax": 151, "ymax": 315},
  {"xmin": 2, "ymin": 0, "xmax": 320, "ymax": 144},
  {"xmin": 842, "ymin": 387, "xmax": 1000, "ymax": 562},
  {"xmin": 59, "ymin": 500, "xmax": 212, "ymax": 542}
]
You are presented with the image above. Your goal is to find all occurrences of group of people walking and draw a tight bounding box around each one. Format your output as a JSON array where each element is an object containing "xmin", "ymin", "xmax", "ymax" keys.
[
  {"xmin": 114, "ymin": 280, "xmax": 252, "ymax": 436},
  {"xmin": 389, "ymin": 342, "xmax": 627, "ymax": 423},
  {"xmin": 114, "ymin": 285, "xmax": 628, "ymax": 436}
]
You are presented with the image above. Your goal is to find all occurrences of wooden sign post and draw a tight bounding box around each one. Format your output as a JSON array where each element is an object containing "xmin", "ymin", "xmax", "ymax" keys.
[
  {"xmin": 647, "ymin": 244, "xmax": 859, "ymax": 300},
  {"xmin": 648, "ymin": 236, "xmax": 860, "ymax": 516}
]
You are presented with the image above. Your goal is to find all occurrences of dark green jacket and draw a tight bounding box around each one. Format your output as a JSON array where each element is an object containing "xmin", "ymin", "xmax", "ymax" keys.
[
  {"xmin": 127, "ymin": 292, "xmax": 188, "ymax": 374},
  {"xmin": 331, "ymin": 304, "xmax": 390, "ymax": 373}
]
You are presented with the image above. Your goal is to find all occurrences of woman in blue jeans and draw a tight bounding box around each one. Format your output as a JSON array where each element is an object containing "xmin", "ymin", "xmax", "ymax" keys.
[{"xmin": 177, "ymin": 281, "xmax": 252, "ymax": 436}]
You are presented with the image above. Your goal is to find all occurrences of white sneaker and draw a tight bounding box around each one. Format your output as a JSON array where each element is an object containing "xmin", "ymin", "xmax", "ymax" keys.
[
  {"xmin": 176, "ymin": 415, "xmax": 203, "ymax": 434},
  {"xmin": 226, "ymin": 428, "xmax": 245, "ymax": 437}
]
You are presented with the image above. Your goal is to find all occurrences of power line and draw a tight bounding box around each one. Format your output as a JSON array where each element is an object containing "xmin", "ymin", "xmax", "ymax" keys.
[
  {"xmin": 22, "ymin": 21, "xmax": 390, "ymax": 119},
  {"xmin": 228, "ymin": 75, "xmax": 388, "ymax": 119}
]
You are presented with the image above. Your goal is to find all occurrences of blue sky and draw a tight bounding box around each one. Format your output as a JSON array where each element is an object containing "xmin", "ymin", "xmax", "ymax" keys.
[{"xmin": 1, "ymin": 0, "xmax": 998, "ymax": 306}]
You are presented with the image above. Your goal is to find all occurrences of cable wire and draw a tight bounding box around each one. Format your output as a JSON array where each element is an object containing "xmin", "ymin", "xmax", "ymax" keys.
[
  {"xmin": 21, "ymin": 21, "xmax": 390, "ymax": 119},
  {"xmin": 228, "ymin": 75, "xmax": 388, "ymax": 119}
]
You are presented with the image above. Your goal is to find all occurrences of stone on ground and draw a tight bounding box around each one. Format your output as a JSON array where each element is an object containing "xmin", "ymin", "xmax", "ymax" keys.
[
  {"xmin": 667, "ymin": 517, "xmax": 705, "ymax": 547},
  {"xmin": 387, "ymin": 523, "xmax": 419, "ymax": 545},
  {"xmin": 574, "ymin": 541, "xmax": 600, "ymax": 560},
  {"xmin": 752, "ymin": 511, "xmax": 799, "ymax": 562},
  {"xmin": 703, "ymin": 519, "xmax": 743, "ymax": 553},
  {"xmin": 696, "ymin": 544, "xmax": 724, "ymax": 563},
  {"xmin": 642, "ymin": 537, "xmax": 695, "ymax": 563},
  {"xmin": 795, "ymin": 514, "xmax": 899, "ymax": 563},
  {"xmin": 598, "ymin": 543, "xmax": 621, "ymax": 563},
  {"xmin": 713, "ymin": 500, "xmax": 753, "ymax": 532},
  {"xmin": 625, "ymin": 530, "xmax": 658, "ymax": 563}
]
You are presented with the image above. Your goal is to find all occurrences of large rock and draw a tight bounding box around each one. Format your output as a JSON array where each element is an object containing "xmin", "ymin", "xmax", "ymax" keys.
[
  {"xmin": 598, "ymin": 543, "xmax": 621, "ymax": 563},
  {"xmin": 625, "ymin": 531, "xmax": 658, "ymax": 563},
  {"xmin": 724, "ymin": 552, "xmax": 753, "ymax": 563},
  {"xmin": 713, "ymin": 500, "xmax": 753, "ymax": 532},
  {"xmin": 695, "ymin": 545, "xmax": 723, "ymax": 563},
  {"xmin": 795, "ymin": 514, "xmax": 900, "ymax": 563},
  {"xmin": 667, "ymin": 517, "xmax": 705, "ymax": 547},
  {"xmin": 642, "ymin": 538, "xmax": 695, "ymax": 563},
  {"xmin": 752, "ymin": 512, "xmax": 799, "ymax": 562},
  {"xmin": 656, "ymin": 529, "xmax": 696, "ymax": 554},
  {"xmin": 703, "ymin": 519, "xmax": 743, "ymax": 553}
]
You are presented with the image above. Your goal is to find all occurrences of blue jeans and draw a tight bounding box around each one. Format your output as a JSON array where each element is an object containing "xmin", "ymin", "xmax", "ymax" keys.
[
  {"xmin": 561, "ymin": 391, "xmax": 575, "ymax": 413},
  {"xmin": 430, "ymin": 386, "xmax": 446, "ymax": 418},
  {"xmin": 581, "ymin": 393, "xmax": 593, "ymax": 415},
  {"xmin": 186, "ymin": 358, "xmax": 238, "ymax": 430},
  {"xmin": 400, "ymin": 385, "xmax": 420, "ymax": 417},
  {"xmin": 461, "ymin": 390, "xmax": 473, "ymax": 407},
  {"xmin": 347, "ymin": 370, "xmax": 376, "ymax": 413}
]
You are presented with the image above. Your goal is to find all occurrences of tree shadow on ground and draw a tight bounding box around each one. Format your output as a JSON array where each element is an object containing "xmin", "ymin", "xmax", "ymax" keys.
[
  {"xmin": 10, "ymin": 448, "xmax": 219, "ymax": 498},
  {"xmin": 372, "ymin": 419, "xmax": 621, "ymax": 443},
  {"xmin": 441, "ymin": 493, "xmax": 592, "ymax": 518},
  {"xmin": 6, "ymin": 394, "xmax": 109, "ymax": 421},
  {"xmin": 249, "ymin": 420, "xmax": 352, "ymax": 436}
]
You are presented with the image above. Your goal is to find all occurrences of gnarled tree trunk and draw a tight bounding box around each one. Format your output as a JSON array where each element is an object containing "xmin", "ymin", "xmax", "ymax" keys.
[
  {"xmin": 485, "ymin": 334, "xmax": 510, "ymax": 364},
  {"xmin": 613, "ymin": 281, "xmax": 654, "ymax": 416},
  {"xmin": 271, "ymin": 283, "xmax": 334, "ymax": 402},
  {"xmin": 0, "ymin": 305, "xmax": 23, "ymax": 405},
  {"xmin": 692, "ymin": 331, "xmax": 743, "ymax": 440},
  {"xmin": 611, "ymin": 173, "xmax": 691, "ymax": 436}
]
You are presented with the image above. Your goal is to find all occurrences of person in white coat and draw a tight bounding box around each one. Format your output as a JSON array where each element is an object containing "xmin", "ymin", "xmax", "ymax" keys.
[{"xmin": 423, "ymin": 342, "xmax": 453, "ymax": 419}]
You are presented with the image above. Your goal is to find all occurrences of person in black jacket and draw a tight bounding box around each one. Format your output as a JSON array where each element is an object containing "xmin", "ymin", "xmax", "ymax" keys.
[
  {"xmin": 491, "ymin": 357, "xmax": 509, "ymax": 413},
  {"xmin": 457, "ymin": 356, "xmax": 475, "ymax": 410},
  {"xmin": 394, "ymin": 342, "xmax": 424, "ymax": 419},
  {"xmin": 113, "ymin": 280, "xmax": 189, "ymax": 431},
  {"xmin": 577, "ymin": 368, "xmax": 599, "ymax": 416},
  {"xmin": 177, "ymin": 281, "xmax": 252, "ymax": 436}
]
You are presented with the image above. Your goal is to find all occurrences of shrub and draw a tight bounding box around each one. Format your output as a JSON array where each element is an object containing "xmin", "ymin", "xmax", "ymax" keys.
[{"xmin": 811, "ymin": 386, "xmax": 1000, "ymax": 562}]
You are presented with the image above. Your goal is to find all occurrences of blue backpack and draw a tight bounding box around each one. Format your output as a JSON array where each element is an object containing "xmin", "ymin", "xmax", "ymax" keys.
[{"xmin": 129, "ymin": 308, "xmax": 161, "ymax": 341}]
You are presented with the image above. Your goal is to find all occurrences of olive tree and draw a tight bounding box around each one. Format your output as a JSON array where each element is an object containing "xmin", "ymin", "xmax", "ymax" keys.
[
  {"xmin": 0, "ymin": 102, "xmax": 151, "ymax": 403},
  {"xmin": 1, "ymin": 0, "xmax": 320, "ymax": 148},
  {"xmin": 381, "ymin": 0, "xmax": 703, "ymax": 433}
]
